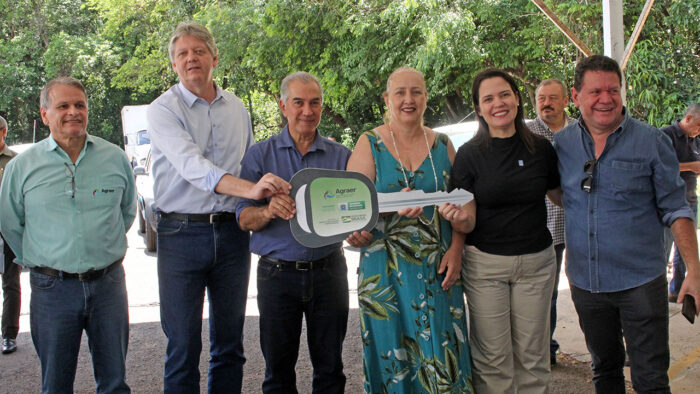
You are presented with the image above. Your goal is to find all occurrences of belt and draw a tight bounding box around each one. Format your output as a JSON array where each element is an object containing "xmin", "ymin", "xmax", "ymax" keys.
[
  {"xmin": 31, "ymin": 258, "xmax": 123, "ymax": 281},
  {"xmin": 160, "ymin": 212, "xmax": 237, "ymax": 223},
  {"xmin": 260, "ymin": 250, "xmax": 343, "ymax": 271}
]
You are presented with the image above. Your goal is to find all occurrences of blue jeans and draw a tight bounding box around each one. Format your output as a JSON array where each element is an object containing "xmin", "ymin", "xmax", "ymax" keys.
[
  {"xmin": 570, "ymin": 275, "xmax": 670, "ymax": 394},
  {"xmin": 30, "ymin": 265, "xmax": 130, "ymax": 394},
  {"xmin": 257, "ymin": 252, "xmax": 349, "ymax": 393},
  {"xmin": 550, "ymin": 243, "xmax": 565, "ymax": 358},
  {"xmin": 157, "ymin": 216, "xmax": 251, "ymax": 394}
]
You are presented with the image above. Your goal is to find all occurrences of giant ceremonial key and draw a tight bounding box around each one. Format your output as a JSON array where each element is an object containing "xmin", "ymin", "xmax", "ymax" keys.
[{"xmin": 290, "ymin": 168, "xmax": 473, "ymax": 247}]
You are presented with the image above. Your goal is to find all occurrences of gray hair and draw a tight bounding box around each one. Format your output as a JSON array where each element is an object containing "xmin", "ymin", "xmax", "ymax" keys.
[
  {"xmin": 0, "ymin": 115, "xmax": 6, "ymax": 131},
  {"xmin": 536, "ymin": 78, "xmax": 568, "ymax": 97},
  {"xmin": 280, "ymin": 72, "xmax": 323, "ymax": 103},
  {"xmin": 685, "ymin": 103, "xmax": 700, "ymax": 118},
  {"xmin": 168, "ymin": 22, "xmax": 218, "ymax": 63},
  {"xmin": 40, "ymin": 77, "xmax": 87, "ymax": 109}
]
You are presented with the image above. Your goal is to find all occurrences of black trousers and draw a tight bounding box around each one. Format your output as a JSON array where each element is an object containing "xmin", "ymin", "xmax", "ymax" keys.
[
  {"xmin": 257, "ymin": 252, "xmax": 349, "ymax": 394},
  {"xmin": 2, "ymin": 236, "xmax": 21, "ymax": 339},
  {"xmin": 570, "ymin": 274, "xmax": 670, "ymax": 394}
]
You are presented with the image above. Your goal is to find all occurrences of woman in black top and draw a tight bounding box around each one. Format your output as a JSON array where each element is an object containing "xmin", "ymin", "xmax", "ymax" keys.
[{"xmin": 449, "ymin": 69, "xmax": 560, "ymax": 393}]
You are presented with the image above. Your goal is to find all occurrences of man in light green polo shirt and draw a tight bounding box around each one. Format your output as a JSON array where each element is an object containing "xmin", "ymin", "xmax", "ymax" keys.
[{"xmin": 0, "ymin": 77, "xmax": 136, "ymax": 393}]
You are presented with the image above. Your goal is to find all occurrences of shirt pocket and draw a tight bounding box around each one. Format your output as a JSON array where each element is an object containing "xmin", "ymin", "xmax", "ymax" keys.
[
  {"xmin": 600, "ymin": 160, "xmax": 652, "ymax": 194},
  {"xmin": 85, "ymin": 183, "xmax": 125, "ymax": 209}
]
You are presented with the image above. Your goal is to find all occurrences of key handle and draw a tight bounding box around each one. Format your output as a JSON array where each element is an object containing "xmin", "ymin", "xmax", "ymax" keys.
[{"xmin": 290, "ymin": 168, "xmax": 379, "ymax": 248}]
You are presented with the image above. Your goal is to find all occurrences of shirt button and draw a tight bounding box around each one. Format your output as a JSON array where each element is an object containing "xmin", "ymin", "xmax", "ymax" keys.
[
  {"xmin": 413, "ymin": 231, "xmax": 419, "ymax": 237},
  {"xmin": 419, "ymin": 294, "xmax": 425, "ymax": 300},
  {"xmin": 417, "ymin": 274, "xmax": 423, "ymax": 279},
  {"xmin": 421, "ymin": 315, "xmax": 427, "ymax": 321},
  {"xmin": 414, "ymin": 252, "xmax": 420, "ymax": 258},
  {"xmin": 590, "ymin": 210, "xmax": 594, "ymax": 214}
]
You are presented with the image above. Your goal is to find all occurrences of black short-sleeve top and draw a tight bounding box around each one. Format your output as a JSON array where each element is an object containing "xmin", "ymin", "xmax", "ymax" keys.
[{"xmin": 451, "ymin": 133, "xmax": 560, "ymax": 256}]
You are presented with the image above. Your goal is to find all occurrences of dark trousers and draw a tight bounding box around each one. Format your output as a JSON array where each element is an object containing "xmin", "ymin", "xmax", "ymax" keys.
[
  {"xmin": 570, "ymin": 275, "xmax": 670, "ymax": 394},
  {"xmin": 2, "ymin": 236, "xmax": 21, "ymax": 339},
  {"xmin": 157, "ymin": 217, "xmax": 251, "ymax": 394},
  {"xmin": 549, "ymin": 243, "xmax": 565, "ymax": 357},
  {"xmin": 257, "ymin": 253, "xmax": 349, "ymax": 394}
]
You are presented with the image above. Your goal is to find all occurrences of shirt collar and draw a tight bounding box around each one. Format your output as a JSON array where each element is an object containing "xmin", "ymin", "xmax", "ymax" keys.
[
  {"xmin": 46, "ymin": 134, "xmax": 93, "ymax": 161},
  {"xmin": 279, "ymin": 125, "xmax": 326, "ymax": 153},
  {"xmin": 0, "ymin": 144, "xmax": 15, "ymax": 158},
  {"xmin": 536, "ymin": 115, "xmax": 574, "ymax": 133},
  {"xmin": 177, "ymin": 82, "xmax": 225, "ymax": 107},
  {"xmin": 670, "ymin": 120, "xmax": 686, "ymax": 138}
]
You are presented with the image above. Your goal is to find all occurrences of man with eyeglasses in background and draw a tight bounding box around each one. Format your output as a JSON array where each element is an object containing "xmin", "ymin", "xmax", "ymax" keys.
[
  {"xmin": 0, "ymin": 77, "xmax": 136, "ymax": 393},
  {"xmin": 553, "ymin": 55, "xmax": 700, "ymax": 394}
]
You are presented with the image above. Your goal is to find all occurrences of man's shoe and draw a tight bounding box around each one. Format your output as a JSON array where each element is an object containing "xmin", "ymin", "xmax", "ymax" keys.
[
  {"xmin": 550, "ymin": 354, "xmax": 557, "ymax": 367},
  {"xmin": 669, "ymin": 293, "xmax": 678, "ymax": 303},
  {"xmin": 2, "ymin": 338, "xmax": 17, "ymax": 354}
]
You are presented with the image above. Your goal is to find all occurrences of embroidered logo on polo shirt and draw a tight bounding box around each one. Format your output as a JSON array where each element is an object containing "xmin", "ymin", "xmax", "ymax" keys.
[
  {"xmin": 93, "ymin": 188, "xmax": 115, "ymax": 196},
  {"xmin": 518, "ymin": 160, "xmax": 524, "ymax": 167}
]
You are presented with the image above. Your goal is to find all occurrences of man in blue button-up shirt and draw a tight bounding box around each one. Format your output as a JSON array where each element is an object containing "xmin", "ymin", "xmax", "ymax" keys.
[
  {"xmin": 555, "ymin": 55, "xmax": 700, "ymax": 393},
  {"xmin": 147, "ymin": 22, "xmax": 289, "ymax": 393},
  {"xmin": 237, "ymin": 72, "xmax": 351, "ymax": 393}
]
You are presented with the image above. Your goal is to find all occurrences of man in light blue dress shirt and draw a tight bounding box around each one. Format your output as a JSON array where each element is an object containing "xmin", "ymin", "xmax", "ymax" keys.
[
  {"xmin": 0, "ymin": 77, "xmax": 136, "ymax": 393},
  {"xmin": 147, "ymin": 22, "xmax": 289, "ymax": 393}
]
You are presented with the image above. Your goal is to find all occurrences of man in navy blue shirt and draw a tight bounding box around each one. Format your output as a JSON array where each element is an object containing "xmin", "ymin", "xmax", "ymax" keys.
[
  {"xmin": 555, "ymin": 55, "xmax": 700, "ymax": 393},
  {"xmin": 661, "ymin": 103, "xmax": 700, "ymax": 302},
  {"xmin": 237, "ymin": 72, "xmax": 351, "ymax": 393}
]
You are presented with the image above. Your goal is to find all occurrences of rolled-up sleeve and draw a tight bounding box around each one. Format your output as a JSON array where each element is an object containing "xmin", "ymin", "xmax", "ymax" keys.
[
  {"xmin": 653, "ymin": 131, "xmax": 695, "ymax": 226},
  {"xmin": 0, "ymin": 159, "xmax": 25, "ymax": 262}
]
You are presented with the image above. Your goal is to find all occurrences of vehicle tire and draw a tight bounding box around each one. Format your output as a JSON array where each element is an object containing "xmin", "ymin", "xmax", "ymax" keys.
[
  {"xmin": 138, "ymin": 204, "xmax": 146, "ymax": 234},
  {"xmin": 145, "ymin": 219, "xmax": 157, "ymax": 252}
]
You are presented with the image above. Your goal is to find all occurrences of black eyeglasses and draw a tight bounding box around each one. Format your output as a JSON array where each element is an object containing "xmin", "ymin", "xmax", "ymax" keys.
[
  {"xmin": 64, "ymin": 163, "xmax": 76, "ymax": 199},
  {"xmin": 580, "ymin": 159, "xmax": 596, "ymax": 193}
]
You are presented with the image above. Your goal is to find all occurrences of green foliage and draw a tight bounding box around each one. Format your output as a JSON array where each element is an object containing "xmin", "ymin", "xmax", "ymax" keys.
[{"xmin": 0, "ymin": 0, "xmax": 697, "ymax": 146}]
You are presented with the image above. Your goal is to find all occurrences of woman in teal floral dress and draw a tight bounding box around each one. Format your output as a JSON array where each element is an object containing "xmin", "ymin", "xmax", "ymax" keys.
[{"xmin": 346, "ymin": 67, "xmax": 473, "ymax": 393}]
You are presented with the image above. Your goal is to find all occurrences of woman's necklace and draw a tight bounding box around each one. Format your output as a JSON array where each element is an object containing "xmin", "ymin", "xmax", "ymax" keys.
[{"xmin": 389, "ymin": 124, "xmax": 440, "ymax": 223}]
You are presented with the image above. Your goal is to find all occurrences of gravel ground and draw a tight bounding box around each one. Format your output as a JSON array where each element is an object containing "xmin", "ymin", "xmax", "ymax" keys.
[
  {"xmin": 0, "ymin": 310, "xmax": 616, "ymax": 393},
  {"xmin": 0, "ymin": 224, "xmax": 628, "ymax": 393}
]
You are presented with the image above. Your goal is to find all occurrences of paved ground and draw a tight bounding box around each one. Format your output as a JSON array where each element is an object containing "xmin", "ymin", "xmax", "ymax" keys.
[{"xmin": 1, "ymin": 225, "xmax": 699, "ymax": 393}]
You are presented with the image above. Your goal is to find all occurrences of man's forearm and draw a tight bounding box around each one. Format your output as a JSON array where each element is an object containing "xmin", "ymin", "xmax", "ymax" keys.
[
  {"xmin": 671, "ymin": 217, "xmax": 700, "ymax": 275},
  {"xmin": 238, "ymin": 205, "xmax": 272, "ymax": 232},
  {"xmin": 679, "ymin": 161, "xmax": 700, "ymax": 174},
  {"xmin": 215, "ymin": 174, "xmax": 255, "ymax": 199}
]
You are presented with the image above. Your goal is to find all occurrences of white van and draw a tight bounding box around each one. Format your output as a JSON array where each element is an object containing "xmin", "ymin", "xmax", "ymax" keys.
[{"xmin": 121, "ymin": 105, "xmax": 150, "ymax": 167}]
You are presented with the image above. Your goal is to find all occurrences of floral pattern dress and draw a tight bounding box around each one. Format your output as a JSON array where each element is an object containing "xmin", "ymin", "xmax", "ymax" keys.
[{"xmin": 359, "ymin": 130, "xmax": 473, "ymax": 393}]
